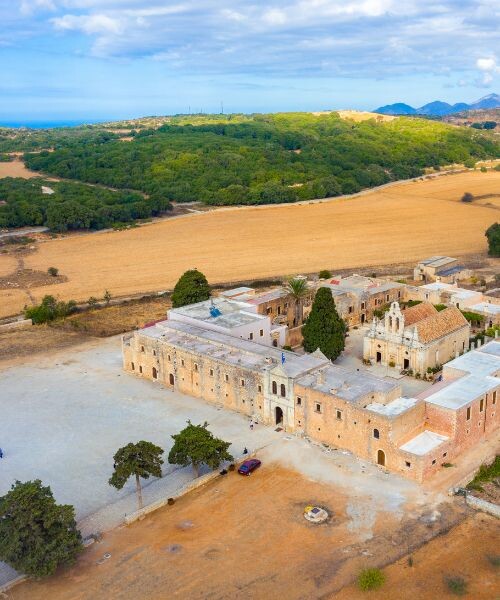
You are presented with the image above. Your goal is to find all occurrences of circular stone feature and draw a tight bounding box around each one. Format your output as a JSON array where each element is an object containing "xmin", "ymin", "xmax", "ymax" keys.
[{"xmin": 303, "ymin": 505, "xmax": 329, "ymax": 523}]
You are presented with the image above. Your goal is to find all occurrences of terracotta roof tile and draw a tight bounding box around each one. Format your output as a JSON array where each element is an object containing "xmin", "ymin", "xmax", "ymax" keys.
[
  {"xmin": 414, "ymin": 307, "xmax": 468, "ymax": 344},
  {"xmin": 402, "ymin": 302, "xmax": 437, "ymax": 326}
]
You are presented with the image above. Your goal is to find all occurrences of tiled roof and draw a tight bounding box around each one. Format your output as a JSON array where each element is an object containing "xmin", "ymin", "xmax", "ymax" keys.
[
  {"xmin": 403, "ymin": 302, "xmax": 437, "ymax": 326},
  {"xmin": 414, "ymin": 306, "xmax": 468, "ymax": 344}
]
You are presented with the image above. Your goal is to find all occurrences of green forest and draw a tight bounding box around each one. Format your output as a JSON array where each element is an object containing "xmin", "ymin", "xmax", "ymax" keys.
[
  {"xmin": 0, "ymin": 178, "xmax": 171, "ymax": 231},
  {"xmin": 22, "ymin": 113, "xmax": 498, "ymax": 206}
]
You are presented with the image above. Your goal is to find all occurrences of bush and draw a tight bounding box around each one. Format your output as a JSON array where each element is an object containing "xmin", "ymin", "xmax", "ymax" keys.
[
  {"xmin": 25, "ymin": 295, "xmax": 77, "ymax": 324},
  {"xmin": 487, "ymin": 554, "xmax": 500, "ymax": 568},
  {"xmin": 486, "ymin": 223, "xmax": 500, "ymax": 257},
  {"xmin": 388, "ymin": 360, "xmax": 396, "ymax": 368},
  {"xmin": 445, "ymin": 576, "xmax": 467, "ymax": 596},
  {"xmin": 172, "ymin": 269, "xmax": 210, "ymax": 308},
  {"xmin": 358, "ymin": 568, "xmax": 385, "ymax": 591},
  {"xmin": 461, "ymin": 192, "xmax": 474, "ymax": 203},
  {"xmin": 319, "ymin": 269, "xmax": 332, "ymax": 279},
  {"xmin": 47, "ymin": 266, "xmax": 59, "ymax": 277}
]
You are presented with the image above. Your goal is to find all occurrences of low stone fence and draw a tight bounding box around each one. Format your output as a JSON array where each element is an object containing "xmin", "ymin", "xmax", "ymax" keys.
[
  {"xmin": 0, "ymin": 318, "xmax": 32, "ymax": 332},
  {"xmin": 464, "ymin": 494, "xmax": 500, "ymax": 518}
]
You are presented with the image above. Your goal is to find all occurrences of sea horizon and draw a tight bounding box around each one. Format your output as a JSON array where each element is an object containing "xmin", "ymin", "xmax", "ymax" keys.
[{"xmin": 0, "ymin": 119, "xmax": 108, "ymax": 129}]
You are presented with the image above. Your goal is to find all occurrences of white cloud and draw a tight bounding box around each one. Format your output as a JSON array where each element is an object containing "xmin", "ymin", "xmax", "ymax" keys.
[
  {"xmin": 52, "ymin": 13, "xmax": 123, "ymax": 35},
  {"xmin": 476, "ymin": 57, "xmax": 497, "ymax": 71}
]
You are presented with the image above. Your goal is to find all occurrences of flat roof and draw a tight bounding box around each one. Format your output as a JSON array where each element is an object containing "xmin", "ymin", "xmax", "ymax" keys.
[
  {"xmin": 220, "ymin": 287, "xmax": 255, "ymax": 297},
  {"xmin": 469, "ymin": 302, "xmax": 500, "ymax": 315},
  {"xmin": 443, "ymin": 342, "xmax": 500, "ymax": 377},
  {"xmin": 422, "ymin": 374, "xmax": 499, "ymax": 410},
  {"xmin": 296, "ymin": 365, "xmax": 400, "ymax": 405},
  {"xmin": 246, "ymin": 289, "xmax": 287, "ymax": 304},
  {"xmin": 437, "ymin": 265, "xmax": 464, "ymax": 276},
  {"xmin": 168, "ymin": 298, "xmax": 265, "ymax": 329},
  {"xmin": 366, "ymin": 397, "xmax": 419, "ymax": 417},
  {"xmin": 399, "ymin": 430, "xmax": 449, "ymax": 456},
  {"xmin": 136, "ymin": 321, "xmax": 328, "ymax": 376},
  {"xmin": 420, "ymin": 282, "xmax": 453, "ymax": 291}
]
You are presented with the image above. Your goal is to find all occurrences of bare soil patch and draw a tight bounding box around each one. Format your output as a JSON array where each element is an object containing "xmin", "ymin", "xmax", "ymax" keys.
[
  {"xmin": 0, "ymin": 170, "xmax": 498, "ymax": 318},
  {"xmin": 53, "ymin": 296, "xmax": 170, "ymax": 337},
  {"xmin": 0, "ymin": 157, "xmax": 39, "ymax": 179},
  {"xmin": 0, "ymin": 324, "xmax": 89, "ymax": 363},
  {"xmin": 336, "ymin": 512, "xmax": 499, "ymax": 600},
  {"xmin": 9, "ymin": 466, "xmax": 468, "ymax": 600}
]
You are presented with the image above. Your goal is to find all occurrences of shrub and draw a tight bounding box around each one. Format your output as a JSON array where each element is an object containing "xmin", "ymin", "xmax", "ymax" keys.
[
  {"xmin": 487, "ymin": 554, "xmax": 500, "ymax": 568},
  {"xmin": 486, "ymin": 223, "xmax": 500, "ymax": 258},
  {"xmin": 25, "ymin": 295, "xmax": 77, "ymax": 324},
  {"xmin": 87, "ymin": 296, "xmax": 98, "ymax": 307},
  {"xmin": 358, "ymin": 568, "xmax": 385, "ymax": 591},
  {"xmin": 442, "ymin": 462, "xmax": 453, "ymax": 468},
  {"xmin": 47, "ymin": 266, "xmax": 59, "ymax": 277},
  {"xmin": 445, "ymin": 576, "xmax": 467, "ymax": 596},
  {"xmin": 388, "ymin": 360, "xmax": 395, "ymax": 368},
  {"xmin": 103, "ymin": 289, "xmax": 112, "ymax": 305},
  {"xmin": 480, "ymin": 166, "xmax": 487, "ymax": 173},
  {"xmin": 461, "ymin": 192, "xmax": 474, "ymax": 203},
  {"xmin": 319, "ymin": 269, "xmax": 332, "ymax": 279}
]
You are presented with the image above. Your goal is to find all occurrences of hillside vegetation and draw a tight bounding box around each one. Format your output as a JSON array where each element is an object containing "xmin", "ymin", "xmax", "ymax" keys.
[
  {"xmin": 0, "ymin": 177, "xmax": 171, "ymax": 231},
  {"xmin": 22, "ymin": 113, "xmax": 499, "ymax": 206}
]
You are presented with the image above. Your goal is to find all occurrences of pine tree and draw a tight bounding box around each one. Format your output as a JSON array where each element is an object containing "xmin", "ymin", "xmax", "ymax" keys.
[
  {"xmin": 109, "ymin": 441, "xmax": 164, "ymax": 510},
  {"xmin": 171, "ymin": 269, "xmax": 210, "ymax": 308},
  {"xmin": 0, "ymin": 480, "xmax": 82, "ymax": 577},
  {"xmin": 302, "ymin": 287, "xmax": 346, "ymax": 360},
  {"xmin": 168, "ymin": 421, "xmax": 233, "ymax": 477}
]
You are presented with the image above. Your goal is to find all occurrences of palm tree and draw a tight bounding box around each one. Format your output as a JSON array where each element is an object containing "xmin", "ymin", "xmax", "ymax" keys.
[{"xmin": 285, "ymin": 277, "xmax": 310, "ymax": 328}]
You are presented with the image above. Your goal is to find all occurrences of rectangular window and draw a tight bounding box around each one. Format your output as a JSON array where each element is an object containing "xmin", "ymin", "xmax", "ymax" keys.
[
  {"xmin": 466, "ymin": 406, "xmax": 471, "ymax": 420},
  {"xmin": 480, "ymin": 398, "xmax": 484, "ymax": 412},
  {"xmin": 336, "ymin": 410, "xmax": 342, "ymax": 420},
  {"xmin": 194, "ymin": 363, "xmax": 198, "ymax": 372},
  {"xmin": 277, "ymin": 306, "xmax": 281, "ymax": 315},
  {"xmin": 209, "ymin": 369, "xmax": 214, "ymax": 377},
  {"xmin": 315, "ymin": 403, "xmax": 322, "ymax": 413},
  {"xmin": 181, "ymin": 359, "xmax": 185, "ymax": 367},
  {"xmin": 361, "ymin": 302, "xmax": 365, "ymax": 310},
  {"xmin": 258, "ymin": 385, "xmax": 262, "ymax": 393},
  {"xmin": 386, "ymin": 294, "xmax": 389, "ymax": 301},
  {"xmin": 493, "ymin": 391, "xmax": 497, "ymax": 404},
  {"xmin": 405, "ymin": 461, "xmax": 411, "ymax": 468},
  {"xmin": 259, "ymin": 329, "xmax": 264, "ymax": 336},
  {"xmin": 249, "ymin": 332, "xmax": 253, "ymax": 340},
  {"xmin": 348, "ymin": 306, "xmax": 353, "ymax": 314},
  {"xmin": 241, "ymin": 379, "xmax": 245, "ymax": 387},
  {"xmin": 296, "ymin": 397, "xmax": 302, "ymax": 406},
  {"xmin": 167, "ymin": 354, "xmax": 171, "ymax": 362},
  {"xmin": 153, "ymin": 350, "xmax": 156, "ymax": 356},
  {"xmin": 225, "ymin": 374, "xmax": 229, "ymax": 382}
]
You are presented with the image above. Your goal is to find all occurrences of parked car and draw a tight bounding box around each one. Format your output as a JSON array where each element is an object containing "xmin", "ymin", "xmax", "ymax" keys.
[{"xmin": 238, "ymin": 458, "xmax": 261, "ymax": 475}]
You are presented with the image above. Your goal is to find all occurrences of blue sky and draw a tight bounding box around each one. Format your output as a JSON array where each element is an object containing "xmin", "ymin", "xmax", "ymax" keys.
[{"xmin": 1, "ymin": 0, "xmax": 499, "ymax": 121}]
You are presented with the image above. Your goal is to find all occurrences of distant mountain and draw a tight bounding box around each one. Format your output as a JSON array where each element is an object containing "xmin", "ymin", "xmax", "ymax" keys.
[
  {"xmin": 373, "ymin": 102, "xmax": 416, "ymax": 115},
  {"xmin": 374, "ymin": 93, "xmax": 499, "ymax": 116}
]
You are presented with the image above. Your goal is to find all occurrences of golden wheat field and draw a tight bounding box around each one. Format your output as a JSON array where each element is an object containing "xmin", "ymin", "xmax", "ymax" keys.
[{"xmin": 0, "ymin": 170, "xmax": 499, "ymax": 318}]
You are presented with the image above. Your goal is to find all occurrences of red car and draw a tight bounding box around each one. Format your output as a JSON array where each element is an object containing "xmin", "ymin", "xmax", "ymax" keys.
[{"xmin": 238, "ymin": 459, "xmax": 261, "ymax": 475}]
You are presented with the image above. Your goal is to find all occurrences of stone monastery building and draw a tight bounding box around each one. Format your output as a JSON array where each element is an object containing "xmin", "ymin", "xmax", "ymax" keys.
[
  {"xmin": 363, "ymin": 302, "xmax": 470, "ymax": 374},
  {"xmin": 123, "ymin": 299, "xmax": 499, "ymax": 482}
]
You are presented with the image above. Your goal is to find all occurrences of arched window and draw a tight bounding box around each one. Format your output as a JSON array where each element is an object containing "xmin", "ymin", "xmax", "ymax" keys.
[
  {"xmin": 280, "ymin": 384, "xmax": 286, "ymax": 397},
  {"xmin": 373, "ymin": 428, "xmax": 380, "ymax": 439},
  {"xmin": 272, "ymin": 381, "xmax": 277, "ymax": 394},
  {"xmin": 131, "ymin": 362, "xmax": 135, "ymax": 370}
]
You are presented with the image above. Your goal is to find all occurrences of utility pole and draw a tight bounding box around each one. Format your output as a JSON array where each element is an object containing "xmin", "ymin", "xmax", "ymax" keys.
[{"xmin": 221, "ymin": 101, "xmax": 224, "ymax": 114}]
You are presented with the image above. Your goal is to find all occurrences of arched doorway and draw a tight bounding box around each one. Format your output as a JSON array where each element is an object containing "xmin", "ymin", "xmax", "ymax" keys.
[
  {"xmin": 169, "ymin": 373, "xmax": 175, "ymax": 386},
  {"xmin": 377, "ymin": 449, "xmax": 385, "ymax": 466},
  {"xmin": 275, "ymin": 406, "xmax": 283, "ymax": 425},
  {"xmin": 152, "ymin": 367, "xmax": 158, "ymax": 379}
]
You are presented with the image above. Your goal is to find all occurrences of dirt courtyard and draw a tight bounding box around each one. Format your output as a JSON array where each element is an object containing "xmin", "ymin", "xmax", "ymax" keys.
[
  {"xmin": 0, "ymin": 170, "xmax": 498, "ymax": 318},
  {"xmin": 10, "ymin": 465, "xmax": 472, "ymax": 600}
]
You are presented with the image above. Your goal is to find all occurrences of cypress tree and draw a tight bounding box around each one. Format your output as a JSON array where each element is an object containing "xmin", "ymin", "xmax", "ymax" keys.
[
  {"xmin": 302, "ymin": 287, "xmax": 346, "ymax": 360},
  {"xmin": 171, "ymin": 269, "xmax": 210, "ymax": 308},
  {"xmin": 485, "ymin": 223, "xmax": 500, "ymax": 257}
]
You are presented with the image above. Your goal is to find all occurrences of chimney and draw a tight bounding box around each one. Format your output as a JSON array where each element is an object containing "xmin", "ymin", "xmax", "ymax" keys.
[{"xmin": 317, "ymin": 370, "xmax": 325, "ymax": 384}]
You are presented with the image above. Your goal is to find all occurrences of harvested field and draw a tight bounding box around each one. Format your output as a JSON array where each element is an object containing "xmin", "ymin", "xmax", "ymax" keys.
[
  {"xmin": 336, "ymin": 512, "xmax": 499, "ymax": 600},
  {"xmin": 8, "ymin": 465, "xmax": 468, "ymax": 600},
  {"xmin": 0, "ymin": 170, "xmax": 498, "ymax": 318}
]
